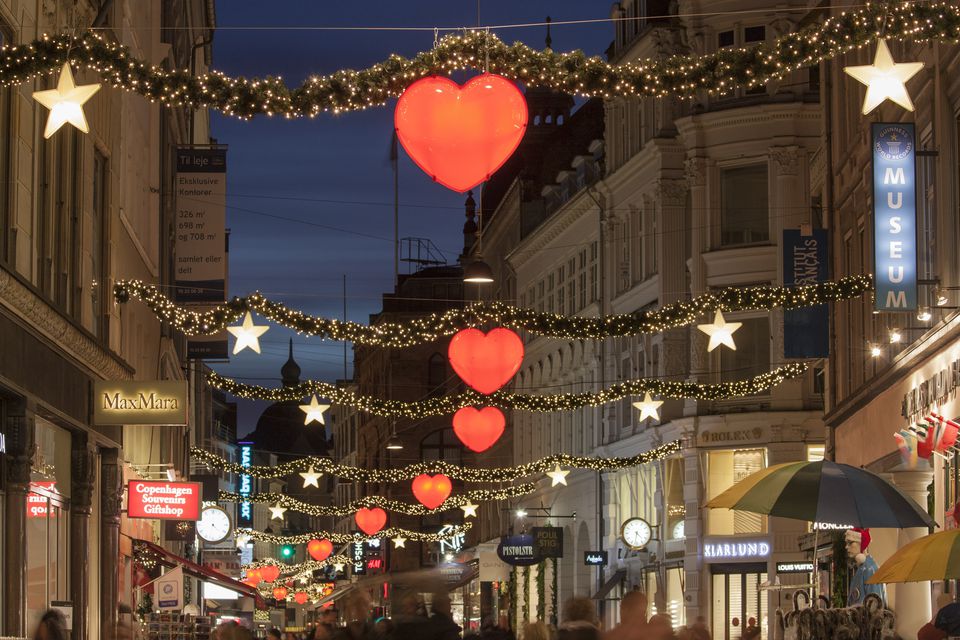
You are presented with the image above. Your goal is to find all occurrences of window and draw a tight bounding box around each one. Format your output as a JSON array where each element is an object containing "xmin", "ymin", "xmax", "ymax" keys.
[
  {"xmin": 427, "ymin": 353, "xmax": 446, "ymax": 396},
  {"xmin": 92, "ymin": 150, "xmax": 109, "ymax": 338},
  {"xmin": 0, "ymin": 22, "xmax": 12, "ymax": 263},
  {"xmin": 720, "ymin": 317, "xmax": 770, "ymax": 382},
  {"xmin": 420, "ymin": 428, "xmax": 462, "ymax": 465},
  {"xmin": 706, "ymin": 448, "xmax": 767, "ymax": 535},
  {"xmin": 743, "ymin": 26, "xmax": 766, "ymax": 43},
  {"xmin": 720, "ymin": 165, "xmax": 769, "ymax": 247},
  {"xmin": 718, "ymin": 30, "xmax": 735, "ymax": 48}
]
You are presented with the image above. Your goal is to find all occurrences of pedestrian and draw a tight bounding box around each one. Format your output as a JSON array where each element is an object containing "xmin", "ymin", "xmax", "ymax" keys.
[
  {"xmin": 429, "ymin": 592, "xmax": 462, "ymax": 640},
  {"xmin": 267, "ymin": 629, "xmax": 283, "ymax": 640},
  {"xmin": 604, "ymin": 590, "xmax": 647, "ymax": 640},
  {"xmin": 523, "ymin": 621, "xmax": 551, "ymax": 640},
  {"xmin": 331, "ymin": 590, "xmax": 378, "ymax": 640},
  {"xmin": 391, "ymin": 591, "xmax": 434, "ymax": 640},
  {"xmin": 214, "ymin": 621, "xmax": 254, "ymax": 640},
  {"xmin": 646, "ymin": 614, "xmax": 677, "ymax": 640},
  {"xmin": 314, "ymin": 608, "xmax": 339, "ymax": 640},
  {"xmin": 741, "ymin": 617, "xmax": 760, "ymax": 640},
  {"xmin": 557, "ymin": 597, "xmax": 600, "ymax": 640},
  {"xmin": 479, "ymin": 615, "xmax": 513, "ymax": 640},
  {"xmin": 32, "ymin": 609, "xmax": 68, "ymax": 640}
]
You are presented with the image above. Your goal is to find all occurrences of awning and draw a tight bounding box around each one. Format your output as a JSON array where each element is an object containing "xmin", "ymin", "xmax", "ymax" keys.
[
  {"xmin": 134, "ymin": 539, "xmax": 266, "ymax": 609},
  {"xmin": 592, "ymin": 569, "xmax": 626, "ymax": 600}
]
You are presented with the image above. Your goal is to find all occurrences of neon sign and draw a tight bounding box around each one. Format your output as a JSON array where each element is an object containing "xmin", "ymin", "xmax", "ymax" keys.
[
  {"xmin": 238, "ymin": 442, "xmax": 253, "ymax": 526},
  {"xmin": 873, "ymin": 122, "xmax": 917, "ymax": 311}
]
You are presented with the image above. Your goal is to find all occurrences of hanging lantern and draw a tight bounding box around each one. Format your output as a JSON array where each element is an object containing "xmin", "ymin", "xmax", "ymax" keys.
[
  {"xmin": 273, "ymin": 586, "xmax": 289, "ymax": 600},
  {"xmin": 448, "ymin": 328, "xmax": 524, "ymax": 394},
  {"xmin": 354, "ymin": 507, "xmax": 387, "ymax": 536},
  {"xmin": 411, "ymin": 473, "xmax": 453, "ymax": 510}
]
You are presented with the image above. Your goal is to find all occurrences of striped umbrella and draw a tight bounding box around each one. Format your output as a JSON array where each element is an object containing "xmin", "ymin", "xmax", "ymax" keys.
[
  {"xmin": 867, "ymin": 529, "xmax": 960, "ymax": 583},
  {"xmin": 704, "ymin": 460, "xmax": 934, "ymax": 529}
]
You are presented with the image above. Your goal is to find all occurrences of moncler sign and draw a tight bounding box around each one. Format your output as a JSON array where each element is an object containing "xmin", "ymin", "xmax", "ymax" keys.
[{"xmin": 94, "ymin": 381, "xmax": 188, "ymax": 425}]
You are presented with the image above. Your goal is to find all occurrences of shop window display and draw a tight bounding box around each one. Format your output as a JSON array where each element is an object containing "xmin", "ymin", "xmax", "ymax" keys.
[{"xmin": 706, "ymin": 449, "xmax": 767, "ymax": 535}]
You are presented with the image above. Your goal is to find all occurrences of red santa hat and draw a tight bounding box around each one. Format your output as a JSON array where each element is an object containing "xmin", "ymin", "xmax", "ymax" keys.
[{"xmin": 845, "ymin": 527, "xmax": 871, "ymax": 551}]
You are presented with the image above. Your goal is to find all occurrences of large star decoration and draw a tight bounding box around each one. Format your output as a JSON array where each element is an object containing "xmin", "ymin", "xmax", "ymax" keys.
[
  {"xmin": 227, "ymin": 312, "xmax": 269, "ymax": 354},
  {"xmin": 391, "ymin": 535, "xmax": 407, "ymax": 549},
  {"xmin": 299, "ymin": 466, "xmax": 322, "ymax": 488},
  {"xmin": 546, "ymin": 464, "xmax": 570, "ymax": 487},
  {"xmin": 460, "ymin": 502, "xmax": 479, "ymax": 518},
  {"xmin": 633, "ymin": 393, "xmax": 664, "ymax": 422},
  {"xmin": 268, "ymin": 503, "xmax": 287, "ymax": 520},
  {"xmin": 235, "ymin": 533, "xmax": 251, "ymax": 549},
  {"xmin": 843, "ymin": 39, "xmax": 923, "ymax": 115},
  {"xmin": 299, "ymin": 395, "xmax": 330, "ymax": 426},
  {"xmin": 697, "ymin": 311, "xmax": 742, "ymax": 352},
  {"xmin": 332, "ymin": 562, "xmax": 346, "ymax": 573},
  {"xmin": 32, "ymin": 62, "xmax": 101, "ymax": 139}
]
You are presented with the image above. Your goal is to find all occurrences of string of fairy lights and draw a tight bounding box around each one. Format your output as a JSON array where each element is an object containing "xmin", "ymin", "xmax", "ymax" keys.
[
  {"xmin": 192, "ymin": 441, "xmax": 681, "ymax": 482},
  {"xmin": 2, "ymin": 3, "xmax": 958, "ymax": 117},
  {"xmin": 114, "ymin": 276, "xmax": 872, "ymax": 346},
  {"xmin": 220, "ymin": 484, "xmax": 536, "ymax": 516},
  {"xmin": 244, "ymin": 556, "xmax": 351, "ymax": 575},
  {"xmin": 236, "ymin": 524, "xmax": 472, "ymax": 545}
]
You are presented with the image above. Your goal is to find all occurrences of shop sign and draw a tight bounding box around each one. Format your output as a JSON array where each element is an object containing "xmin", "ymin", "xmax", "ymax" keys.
[
  {"xmin": 697, "ymin": 427, "xmax": 764, "ymax": 446},
  {"xmin": 28, "ymin": 481, "xmax": 59, "ymax": 518},
  {"xmin": 237, "ymin": 442, "xmax": 253, "ymax": 527},
  {"xmin": 783, "ymin": 229, "xmax": 829, "ymax": 358},
  {"xmin": 532, "ymin": 526, "xmax": 563, "ymax": 559},
  {"xmin": 902, "ymin": 361, "xmax": 960, "ymax": 419},
  {"xmin": 156, "ymin": 567, "xmax": 184, "ymax": 610},
  {"xmin": 352, "ymin": 541, "xmax": 365, "ymax": 575},
  {"xmin": 872, "ymin": 122, "xmax": 917, "ymax": 312},
  {"xmin": 93, "ymin": 381, "xmax": 188, "ymax": 426},
  {"xmin": 703, "ymin": 537, "xmax": 771, "ymax": 562},
  {"xmin": 439, "ymin": 562, "xmax": 474, "ymax": 586},
  {"xmin": 439, "ymin": 524, "xmax": 465, "ymax": 554},
  {"xmin": 812, "ymin": 522, "xmax": 853, "ymax": 531},
  {"xmin": 479, "ymin": 544, "xmax": 510, "ymax": 582},
  {"xmin": 776, "ymin": 562, "xmax": 814, "ymax": 574},
  {"xmin": 127, "ymin": 481, "xmax": 202, "ymax": 520},
  {"xmin": 584, "ymin": 551, "xmax": 608, "ymax": 566},
  {"xmin": 497, "ymin": 534, "xmax": 540, "ymax": 566}
]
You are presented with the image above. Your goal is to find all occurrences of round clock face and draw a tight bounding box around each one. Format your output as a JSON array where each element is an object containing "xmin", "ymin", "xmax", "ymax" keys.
[
  {"xmin": 672, "ymin": 521, "xmax": 685, "ymax": 540},
  {"xmin": 197, "ymin": 506, "xmax": 232, "ymax": 543},
  {"xmin": 621, "ymin": 517, "xmax": 652, "ymax": 549}
]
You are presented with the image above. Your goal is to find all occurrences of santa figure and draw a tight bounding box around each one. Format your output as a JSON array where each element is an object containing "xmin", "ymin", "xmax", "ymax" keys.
[{"xmin": 845, "ymin": 527, "xmax": 885, "ymax": 605}]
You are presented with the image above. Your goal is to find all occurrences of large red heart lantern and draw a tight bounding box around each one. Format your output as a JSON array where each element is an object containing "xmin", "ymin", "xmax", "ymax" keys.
[
  {"xmin": 448, "ymin": 328, "xmax": 524, "ymax": 394},
  {"xmin": 259, "ymin": 564, "xmax": 280, "ymax": 583},
  {"xmin": 395, "ymin": 74, "xmax": 528, "ymax": 193},
  {"xmin": 412, "ymin": 473, "xmax": 453, "ymax": 510},
  {"xmin": 355, "ymin": 507, "xmax": 387, "ymax": 536},
  {"xmin": 294, "ymin": 591, "xmax": 309, "ymax": 605},
  {"xmin": 244, "ymin": 568, "xmax": 262, "ymax": 584},
  {"xmin": 273, "ymin": 586, "xmax": 289, "ymax": 600},
  {"xmin": 307, "ymin": 538, "xmax": 333, "ymax": 562},
  {"xmin": 453, "ymin": 406, "xmax": 506, "ymax": 452}
]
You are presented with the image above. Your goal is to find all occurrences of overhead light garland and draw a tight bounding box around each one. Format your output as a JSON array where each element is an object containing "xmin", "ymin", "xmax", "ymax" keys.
[
  {"xmin": 243, "ymin": 556, "xmax": 351, "ymax": 577},
  {"xmin": 115, "ymin": 276, "xmax": 871, "ymax": 346},
  {"xmin": 192, "ymin": 440, "xmax": 681, "ymax": 483},
  {"xmin": 3, "ymin": 4, "xmax": 957, "ymax": 117},
  {"xmin": 205, "ymin": 362, "xmax": 808, "ymax": 417},
  {"xmin": 236, "ymin": 523, "xmax": 471, "ymax": 545},
  {"xmin": 219, "ymin": 484, "xmax": 535, "ymax": 516}
]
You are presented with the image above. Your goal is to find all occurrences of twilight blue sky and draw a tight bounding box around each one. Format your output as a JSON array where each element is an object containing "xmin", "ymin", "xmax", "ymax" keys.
[{"xmin": 208, "ymin": 2, "xmax": 612, "ymax": 434}]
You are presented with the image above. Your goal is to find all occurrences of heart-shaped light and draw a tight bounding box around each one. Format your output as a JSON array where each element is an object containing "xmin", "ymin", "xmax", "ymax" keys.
[
  {"xmin": 453, "ymin": 406, "xmax": 506, "ymax": 452},
  {"xmin": 307, "ymin": 538, "xmax": 333, "ymax": 562},
  {"xmin": 273, "ymin": 586, "xmax": 289, "ymax": 600},
  {"xmin": 395, "ymin": 74, "xmax": 528, "ymax": 193},
  {"xmin": 448, "ymin": 328, "xmax": 524, "ymax": 394},
  {"xmin": 412, "ymin": 473, "xmax": 453, "ymax": 510},
  {"xmin": 294, "ymin": 591, "xmax": 309, "ymax": 605},
  {"xmin": 245, "ymin": 568, "xmax": 261, "ymax": 584},
  {"xmin": 259, "ymin": 565, "xmax": 280, "ymax": 583},
  {"xmin": 355, "ymin": 507, "xmax": 388, "ymax": 536}
]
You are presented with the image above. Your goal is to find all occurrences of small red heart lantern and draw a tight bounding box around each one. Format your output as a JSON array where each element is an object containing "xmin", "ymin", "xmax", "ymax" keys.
[
  {"xmin": 395, "ymin": 74, "xmax": 528, "ymax": 192},
  {"xmin": 294, "ymin": 591, "xmax": 309, "ymax": 605},
  {"xmin": 273, "ymin": 586, "xmax": 289, "ymax": 600},
  {"xmin": 259, "ymin": 564, "xmax": 280, "ymax": 583},
  {"xmin": 453, "ymin": 406, "xmax": 506, "ymax": 452},
  {"xmin": 355, "ymin": 507, "xmax": 387, "ymax": 536},
  {"xmin": 412, "ymin": 473, "xmax": 453, "ymax": 510},
  {"xmin": 307, "ymin": 538, "xmax": 333, "ymax": 562},
  {"xmin": 244, "ymin": 568, "xmax": 261, "ymax": 584},
  {"xmin": 448, "ymin": 328, "xmax": 524, "ymax": 394}
]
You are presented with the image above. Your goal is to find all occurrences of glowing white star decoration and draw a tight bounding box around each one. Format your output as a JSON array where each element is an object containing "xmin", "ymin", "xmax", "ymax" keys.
[
  {"xmin": 32, "ymin": 63, "xmax": 101, "ymax": 139},
  {"xmin": 697, "ymin": 311, "xmax": 742, "ymax": 352},
  {"xmin": 299, "ymin": 395, "xmax": 330, "ymax": 426},
  {"xmin": 299, "ymin": 466, "xmax": 322, "ymax": 488},
  {"xmin": 392, "ymin": 535, "xmax": 407, "ymax": 548},
  {"xmin": 227, "ymin": 312, "xmax": 269, "ymax": 354},
  {"xmin": 235, "ymin": 533, "xmax": 251, "ymax": 549},
  {"xmin": 269, "ymin": 503, "xmax": 287, "ymax": 520},
  {"xmin": 843, "ymin": 39, "xmax": 923, "ymax": 115},
  {"xmin": 460, "ymin": 502, "xmax": 479, "ymax": 518},
  {"xmin": 332, "ymin": 562, "xmax": 346, "ymax": 572},
  {"xmin": 632, "ymin": 393, "xmax": 664, "ymax": 422},
  {"xmin": 546, "ymin": 464, "xmax": 570, "ymax": 487}
]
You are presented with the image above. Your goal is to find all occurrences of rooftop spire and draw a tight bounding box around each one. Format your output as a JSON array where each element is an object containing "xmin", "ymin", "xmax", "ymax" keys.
[
  {"xmin": 545, "ymin": 16, "xmax": 552, "ymax": 51},
  {"xmin": 281, "ymin": 338, "xmax": 301, "ymax": 387}
]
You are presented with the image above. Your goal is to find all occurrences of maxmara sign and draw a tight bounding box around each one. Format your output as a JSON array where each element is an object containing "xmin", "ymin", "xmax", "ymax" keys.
[{"xmin": 93, "ymin": 381, "xmax": 188, "ymax": 426}]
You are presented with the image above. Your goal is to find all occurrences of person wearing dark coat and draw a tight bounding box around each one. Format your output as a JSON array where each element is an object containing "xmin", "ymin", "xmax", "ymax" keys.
[
  {"xmin": 557, "ymin": 597, "xmax": 600, "ymax": 640},
  {"xmin": 429, "ymin": 593, "xmax": 462, "ymax": 640},
  {"xmin": 391, "ymin": 592, "xmax": 437, "ymax": 640}
]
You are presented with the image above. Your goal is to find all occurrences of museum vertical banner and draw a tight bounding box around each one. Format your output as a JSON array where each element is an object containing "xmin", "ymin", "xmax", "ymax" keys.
[
  {"xmin": 175, "ymin": 147, "xmax": 229, "ymax": 358},
  {"xmin": 783, "ymin": 229, "xmax": 829, "ymax": 358}
]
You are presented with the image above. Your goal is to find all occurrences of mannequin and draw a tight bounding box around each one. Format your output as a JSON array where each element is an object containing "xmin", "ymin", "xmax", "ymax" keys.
[{"xmin": 846, "ymin": 528, "xmax": 885, "ymax": 605}]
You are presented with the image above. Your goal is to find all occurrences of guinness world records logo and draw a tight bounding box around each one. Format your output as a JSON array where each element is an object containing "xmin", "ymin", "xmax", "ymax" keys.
[{"xmin": 874, "ymin": 124, "xmax": 913, "ymax": 161}]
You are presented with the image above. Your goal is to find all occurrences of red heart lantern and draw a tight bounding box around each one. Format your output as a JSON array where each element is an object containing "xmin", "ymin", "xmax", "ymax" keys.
[
  {"xmin": 307, "ymin": 538, "xmax": 333, "ymax": 562},
  {"xmin": 294, "ymin": 591, "xmax": 309, "ymax": 605},
  {"xmin": 273, "ymin": 586, "xmax": 288, "ymax": 600},
  {"xmin": 453, "ymin": 406, "xmax": 506, "ymax": 452},
  {"xmin": 242, "ymin": 577, "xmax": 258, "ymax": 587},
  {"xmin": 259, "ymin": 564, "xmax": 280, "ymax": 583},
  {"xmin": 245, "ymin": 568, "xmax": 261, "ymax": 584},
  {"xmin": 395, "ymin": 74, "xmax": 528, "ymax": 192},
  {"xmin": 412, "ymin": 473, "xmax": 453, "ymax": 510},
  {"xmin": 355, "ymin": 507, "xmax": 387, "ymax": 536},
  {"xmin": 448, "ymin": 328, "xmax": 524, "ymax": 394}
]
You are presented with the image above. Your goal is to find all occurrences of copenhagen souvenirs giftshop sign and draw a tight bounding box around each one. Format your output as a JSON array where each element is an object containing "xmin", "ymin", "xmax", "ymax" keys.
[
  {"xmin": 127, "ymin": 481, "xmax": 202, "ymax": 520},
  {"xmin": 93, "ymin": 381, "xmax": 188, "ymax": 426}
]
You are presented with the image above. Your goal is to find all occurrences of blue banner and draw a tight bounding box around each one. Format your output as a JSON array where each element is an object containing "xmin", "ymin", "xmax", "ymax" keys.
[
  {"xmin": 237, "ymin": 442, "xmax": 253, "ymax": 527},
  {"xmin": 783, "ymin": 229, "xmax": 829, "ymax": 358},
  {"xmin": 873, "ymin": 123, "xmax": 917, "ymax": 311}
]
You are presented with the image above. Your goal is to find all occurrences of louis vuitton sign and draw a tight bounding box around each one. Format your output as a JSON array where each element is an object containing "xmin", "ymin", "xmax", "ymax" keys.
[{"xmin": 94, "ymin": 381, "xmax": 189, "ymax": 426}]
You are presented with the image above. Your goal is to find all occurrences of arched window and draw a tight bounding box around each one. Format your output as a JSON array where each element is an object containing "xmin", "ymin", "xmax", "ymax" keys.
[
  {"xmin": 420, "ymin": 428, "xmax": 463, "ymax": 465},
  {"xmin": 427, "ymin": 353, "xmax": 446, "ymax": 396}
]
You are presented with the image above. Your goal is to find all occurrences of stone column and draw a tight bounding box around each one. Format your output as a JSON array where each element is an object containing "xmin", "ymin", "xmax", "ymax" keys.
[
  {"xmin": 683, "ymin": 158, "xmax": 710, "ymax": 417},
  {"xmin": 890, "ymin": 470, "xmax": 933, "ymax": 638},
  {"xmin": 656, "ymin": 178, "xmax": 690, "ymax": 423},
  {"xmin": 100, "ymin": 448, "xmax": 123, "ymax": 640},
  {"xmin": 70, "ymin": 434, "xmax": 95, "ymax": 640},
  {"xmin": 4, "ymin": 399, "xmax": 35, "ymax": 637},
  {"xmin": 680, "ymin": 429, "xmax": 703, "ymax": 624}
]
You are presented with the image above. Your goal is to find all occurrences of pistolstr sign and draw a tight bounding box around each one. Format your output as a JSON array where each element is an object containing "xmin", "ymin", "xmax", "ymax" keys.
[
  {"xmin": 93, "ymin": 381, "xmax": 188, "ymax": 426},
  {"xmin": 497, "ymin": 534, "xmax": 540, "ymax": 566}
]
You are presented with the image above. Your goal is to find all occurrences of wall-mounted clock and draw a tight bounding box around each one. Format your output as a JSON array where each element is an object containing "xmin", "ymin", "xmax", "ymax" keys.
[
  {"xmin": 197, "ymin": 506, "xmax": 232, "ymax": 544},
  {"xmin": 621, "ymin": 517, "xmax": 652, "ymax": 550}
]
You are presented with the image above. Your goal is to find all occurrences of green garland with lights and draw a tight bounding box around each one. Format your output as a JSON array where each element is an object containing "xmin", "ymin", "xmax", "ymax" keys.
[
  {"xmin": 237, "ymin": 523, "xmax": 471, "ymax": 545},
  {"xmin": 192, "ymin": 441, "xmax": 680, "ymax": 482},
  {"xmin": 4, "ymin": 4, "xmax": 959, "ymax": 117},
  {"xmin": 115, "ymin": 275, "xmax": 872, "ymax": 346},
  {"xmin": 243, "ymin": 556, "xmax": 352, "ymax": 575},
  {"xmin": 221, "ymin": 484, "xmax": 535, "ymax": 516},
  {"xmin": 206, "ymin": 362, "xmax": 808, "ymax": 417}
]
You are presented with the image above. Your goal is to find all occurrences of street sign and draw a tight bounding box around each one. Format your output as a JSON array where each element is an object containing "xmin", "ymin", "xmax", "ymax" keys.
[{"xmin": 584, "ymin": 551, "xmax": 608, "ymax": 566}]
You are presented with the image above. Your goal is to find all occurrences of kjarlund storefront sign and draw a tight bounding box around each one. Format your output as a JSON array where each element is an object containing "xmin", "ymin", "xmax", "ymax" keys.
[{"xmin": 93, "ymin": 380, "xmax": 188, "ymax": 425}]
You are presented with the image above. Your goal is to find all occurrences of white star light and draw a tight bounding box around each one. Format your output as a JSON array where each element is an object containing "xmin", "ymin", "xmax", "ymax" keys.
[
  {"xmin": 697, "ymin": 311, "xmax": 742, "ymax": 352},
  {"xmin": 546, "ymin": 464, "xmax": 570, "ymax": 487},
  {"xmin": 32, "ymin": 62, "xmax": 101, "ymax": 139},
  {"xmin": 227, "ymin": 312, "xmax": 269, "ymax": 354},
  {"xmin": 460, "ymin": 502, "xmax": 479, "ymax": 518},
  {"xmin": 843, "ymin": 39, "xmax": 923, "ymax": 115},
  {"xmin": 299, "ymin": 395, "xmax": 330, "ymax": 425},
  {"xmin": 332, "ymin": 563, "xmax": 346, "ymax": 573},
  {"xmin": 269, "ymin": 503, "xmax": 287, "ymax": 520},
  {"xmin": 632, "ymin": 393, "xmax": 664, "ymax": 423},
  {"xmin": 391, "ymin": 535, "xmax": 407, "ymax": 548},
  {"xmin": 235, "ymin": 533, "xmax": 251, "ymax": 549},
  {"xmin": 299, "ymin": 466, "xmax": 322, "ymax": 488}
]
